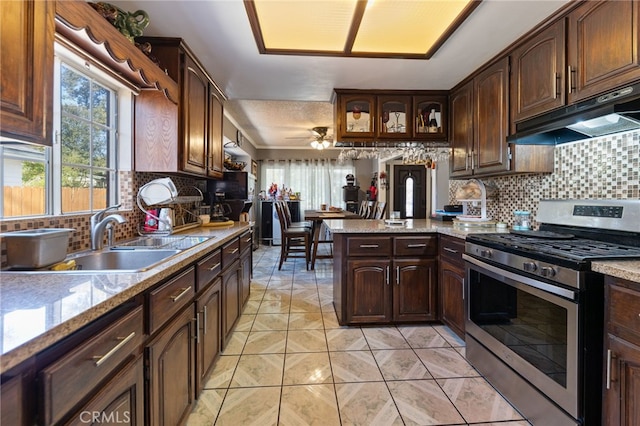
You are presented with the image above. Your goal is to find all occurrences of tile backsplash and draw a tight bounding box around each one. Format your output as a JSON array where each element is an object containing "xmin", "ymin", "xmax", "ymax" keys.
[
  {"xmin": 449, "ymin": 130, "xmax": 640, "ymax": 227},
  {"xmin": 1, "ymin": 172, "xmax": 204, "ymax": 266}
]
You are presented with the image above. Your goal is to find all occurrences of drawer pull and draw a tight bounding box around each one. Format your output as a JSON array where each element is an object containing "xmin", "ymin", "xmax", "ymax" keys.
[
  {"xmin": 386, "ymin": 266, "xmax": 390, "ymax": 285},
  {"xmin": 443, "ymin": 247, "xmax": 459, "ymax": 254},
  {"xmin": 407, "ymin": 243, "xmax": 427, "ymax": 248},
  {"xmin": 359, "ymin": 244, "xmax": 379, "ymax": 248},
  {"xmin": 244, "ymin": 238, "xmax": 252, "ymax": 243},
  {"xmin": 208, "ymin": 262, "xmax": 221, "ymax": 271},
  {"xmin": 396, "ymin": 266, "xmax": 400, "ymax": 285},
  {"xmin": 170, "ymin": 286, "xmax": 192, "ymax": 302},
  {"xmin": 227, "ymin": 248, "xmax": 239, "ymax": 254},
  {"xmin": 93, "ymin": 332, "xmax": 136, "ymax": 367}
]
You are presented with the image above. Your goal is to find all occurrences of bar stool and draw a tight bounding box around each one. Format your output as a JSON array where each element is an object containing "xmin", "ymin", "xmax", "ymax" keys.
[{"xmin": 274, "ymin": 201, "xmax": 311, "ymax": 270}]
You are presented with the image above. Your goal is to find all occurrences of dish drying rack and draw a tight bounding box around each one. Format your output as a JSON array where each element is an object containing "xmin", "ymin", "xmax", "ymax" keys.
[{"xmin": 136, "ymin": 182, "xmax": 203, "ymax": 236}]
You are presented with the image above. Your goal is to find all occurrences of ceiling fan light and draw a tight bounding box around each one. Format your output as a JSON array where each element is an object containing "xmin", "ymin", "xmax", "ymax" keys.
[
  {"xmin": 322, "ymin": 140, "xmax": 330, "ymax": 148},
  {"xmin": 311, "ymin": 140, "xmax": 319, "ymax": 149}
]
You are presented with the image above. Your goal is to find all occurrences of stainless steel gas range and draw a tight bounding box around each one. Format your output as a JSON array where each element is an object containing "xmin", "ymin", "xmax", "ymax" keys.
[{"xmin": 463, "ymin": 199, "xmax": 640, "ymax": 426}]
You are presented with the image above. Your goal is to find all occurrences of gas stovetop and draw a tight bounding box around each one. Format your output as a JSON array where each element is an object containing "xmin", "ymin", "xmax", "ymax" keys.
[
  {"xmin": 466, "ymin": 232, "xmax": 640, "ymax": 269},
  {"xmin": 466, "ymin": 199, "xmax": 640, "ymax": 271}
]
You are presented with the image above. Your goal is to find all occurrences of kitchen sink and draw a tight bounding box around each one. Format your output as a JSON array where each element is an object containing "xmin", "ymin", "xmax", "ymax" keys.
[
  {"xmin": 111, "ymin": 236, "xmax": 211, "ymax": 250},
  {"xmin": 67, "ymin": 249, "xmax": 182, "ymax": 273}
]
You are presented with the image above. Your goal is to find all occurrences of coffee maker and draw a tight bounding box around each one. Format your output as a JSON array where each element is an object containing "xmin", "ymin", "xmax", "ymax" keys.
[{"xmin": 210, "ymin": 191, "xmax": 232, "ymax": 222}]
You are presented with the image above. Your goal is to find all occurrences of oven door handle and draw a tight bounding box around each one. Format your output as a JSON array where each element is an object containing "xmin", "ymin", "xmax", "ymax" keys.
[{"xmin": 463, "ymin": 254, "xmax": 576, "ymax": 300}]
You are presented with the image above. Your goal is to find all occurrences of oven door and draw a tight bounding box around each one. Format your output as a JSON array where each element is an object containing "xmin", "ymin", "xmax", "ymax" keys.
[{"xmin": 463, "ymin": 254, "xmax": 580, "ymax": 418}]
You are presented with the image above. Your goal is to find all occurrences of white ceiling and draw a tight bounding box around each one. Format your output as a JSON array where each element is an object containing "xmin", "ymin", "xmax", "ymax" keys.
[{"xmin": 109, "ymin": 0, "xmax": 570, "ymax": 149}]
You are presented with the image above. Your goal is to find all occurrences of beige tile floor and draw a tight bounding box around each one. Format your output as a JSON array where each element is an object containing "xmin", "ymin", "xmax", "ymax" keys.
[{"xmin": 186, "ymin": 245, "xmax": 530, "ymax": 426}]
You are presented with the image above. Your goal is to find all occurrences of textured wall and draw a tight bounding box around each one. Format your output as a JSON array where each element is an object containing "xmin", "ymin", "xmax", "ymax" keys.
[{"xmin": 449, "ymin": 130, "xmax": 640, "ymax": 227}]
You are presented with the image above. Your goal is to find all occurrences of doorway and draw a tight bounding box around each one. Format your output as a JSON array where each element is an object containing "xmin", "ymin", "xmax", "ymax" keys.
[{"xmin": 393, "ymin": 165, "xmax": 427, "ymax": 219}]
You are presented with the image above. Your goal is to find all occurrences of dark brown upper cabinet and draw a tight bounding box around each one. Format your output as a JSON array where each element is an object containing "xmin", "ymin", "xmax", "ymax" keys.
[
  {"xmin": 134, "ymin": 38, "xmax": 225, "ymax": 178},
  {"xmin": 510, "ymin": 20, "xmax": 566, "ymax": 124},
  {"xmin": 567, "ymin": 0, "xmax": 640, "ymax": 104},
  {"xmin": 334, "ymin": 90, "xmax": 448, "ymax": 144},
  {"xmin": 0, "ymin": 0, "xmax": 54, "ymax": 145}
]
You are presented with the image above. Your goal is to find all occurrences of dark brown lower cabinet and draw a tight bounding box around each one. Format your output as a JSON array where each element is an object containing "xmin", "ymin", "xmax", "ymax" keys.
[
  {"xmin": 146, "ymin": 305, "xmax": 195, "ymax": 426},
  {"xmin": 240, "ymin": 247, "xmax": 252, "ymax": 307},
  {"xmin": 603, "ymin": 276, "xmax": 640, "ymax": 425},
  {"xmin": 66, "ymin": 356, "xmax": 144, "ymax": 425},
  {"xmin": 222, "ymin": 259, "xmax": 241, "ymax": 348},
  {"xmin": 338, "ymin": 234, "xmax": 438, "ymax": 325},
  {"xmin": 394, "ymin": 258, "xmax": 438, "ymax": 322},
  {"xmin": 196, "ymin": 277, "xmax": 221, "ymax": 395},
  {"xmin": 438, "ymin": 235, "xmax": 466, "ymax": 338},
  {"xmin": 347, "ymin": 259, "xmax": 392, "ymax": 323}
]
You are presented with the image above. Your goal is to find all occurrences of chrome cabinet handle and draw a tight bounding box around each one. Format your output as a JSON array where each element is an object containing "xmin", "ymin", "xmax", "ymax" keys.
[
  {"xmin": 244, "ymin": 237, "xmax": 252, "ymax": 243},
  {"xmin": 443, "ymin": 247, "xmax": 458, "ymax": 254},
  {"xmin": 606, "ymin": 349, "xmax": 616, "ymax": 390},
  {"xmin": 568, "ymin": 65, "xmax": 575, "ymax": 94},
  {"xmin": 93, "ymin": 332, "xmax": 136, "ymax": 367},
  {"xmin": 196, "ymin": 313, "xmax": 201, "ymax": 343},
  {"xmin": 203, "ymin": 305, "xmax": 208, "ymax": 335},
  {"xmin": 359, "ymin": 244, "xmax": 379, "ymax": 248},
  {"xmin": 396, "ymin": 266, "xmax": 400, "ymax": 285},
  {"xmin": 407, "ymin": 243, "xmax": 426, "ymax": 248},
  {"xmin": 228, "ymin": 248, "xmax": 239, "ymax": 254},
  {"xmin": 170, "ymin": 286, "xmax": 192, "ymax": 302},
  {"xmin": 208, "ymin": 262, "xmax": 221, "ymax": 271},
  {"xmin": 386, "ymin": 266, "xmax": 390, "ymax": 285},
  {"xmin": 462, "ymin": 278, "xmax": 465, "ymax": 300}
]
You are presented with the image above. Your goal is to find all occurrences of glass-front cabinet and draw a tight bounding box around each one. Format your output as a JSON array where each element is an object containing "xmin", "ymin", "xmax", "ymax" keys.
[
  {"xmin": 378, "ymin": 96, "xmax": 410, "ymax": 139},
  {"xmin": 334, "ymin": 90, "xmax": 448, "ymax": 143},
  {"xmin": 338, "ymin": 94, "xmax": 376, "ymax": 138},
  {"xmin": 414, "ymin": 94, "xmax": 447, "ymax": 140}
]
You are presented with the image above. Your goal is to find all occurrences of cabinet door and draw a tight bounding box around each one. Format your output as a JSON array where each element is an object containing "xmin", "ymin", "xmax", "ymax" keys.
[
  {"xmin": 1, "ymin": 373, "xmax": 30, "ymax": 426},
  {"xmin": 181, "ymin": 54, "xmax": 208, "ymax": 175},
  {"xmin": 439, "ymin": 260, "xmax": 465, "ymax": 338},
  {"xmin": 66, "ymin": 356, "xmax": 144, "ymax": 426},
  {"xmin": 222, "ymin": 260, "xmax": 241, "ymax": 347},
  {"xmin": 568, "ymin": 1, "xmax": 640, "ymax": 103},
  {"xmin": 346, "ymin": 259, "xmax": 392, "ymax": 324},
  {"xmin": 511, "ymin": 20, "xmax": 565, "ymax": 123},
  {"xmin": 474, "ymin": 57, "xmax": 510, "ymax": 176},
  {"xmin": 0, "ymin": 0, "xmax": 53, "ymax": 145},
  {"xmin": 147, "ymin": 305, "xmax": 195, "ymax": 426},
  {"xmin": 336, "ymin": 94, "xmax": 376, "ymax": 138},
  {"xmin": 240, "ymin": 249, "xmax": 252, "ymax": 306},
  {"xmin": 393, "ymin": 258, "xmax": 437, "ymax": 322},
  {"xmin": 604, "ymin": 334, "xmax": 640, "ymax": 426},
  {"xmin": 377, "ymin": 95, "xmax": 410, "ymax": 138},
  {"xmin": 414, "ymin": 95, "xmax": 447, "ymax": 140},
  {"xmin": 449, "ymin": 81, "xmax": 474, "ymax": 178},
  {"xmin": 207, "ymin": 86, "xmax": 224, "ymax": 179},
  {"xmin": 196, "ymin": 278, "xmax": 221, "ymax": 395}
]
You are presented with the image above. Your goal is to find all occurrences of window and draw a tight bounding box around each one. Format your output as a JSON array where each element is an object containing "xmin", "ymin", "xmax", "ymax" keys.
[
  {"xmin": 0, "ymin": 43, "xmax": 132, "ymax": 218},
  {"xmin": 261, "ymin": 159, "xmax": 355, "ymax": 210},
  {"xmin": 58, "ymin": 63, "xmax": 118, "ymax": 213}
]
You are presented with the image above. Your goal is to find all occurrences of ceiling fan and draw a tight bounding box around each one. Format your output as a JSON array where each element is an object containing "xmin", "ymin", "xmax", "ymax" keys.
[{"xmin": 309, "ymin": 126, "xmax": 333, "ymax": 150}]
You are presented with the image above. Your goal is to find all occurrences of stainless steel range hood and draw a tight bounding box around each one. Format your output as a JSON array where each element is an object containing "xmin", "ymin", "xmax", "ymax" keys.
[{"xmin": 508, "ymin": 83, "xmax": 640, "ymax": 145}]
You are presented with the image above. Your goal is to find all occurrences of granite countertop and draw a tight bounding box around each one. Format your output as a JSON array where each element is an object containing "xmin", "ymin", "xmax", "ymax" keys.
[
  {"xmin": 324, "ymin": 218, "xmax": 509, "ymax": 238},
  {"xmin": 591, "ymin": 260, "xmax": 640, "ymax": 283},
  {"xmin": 325, "ymin": 218, "xmax": 640, "ymax": 283},
  {"xmin": 0, "ymin": 222, "xmax": 250, "ymax": 375}
]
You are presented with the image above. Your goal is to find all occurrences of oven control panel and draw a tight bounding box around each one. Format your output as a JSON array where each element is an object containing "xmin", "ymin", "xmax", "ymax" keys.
[{"xmin": 573, "ymin": 205, "xmax": 623, "ymax": 218}]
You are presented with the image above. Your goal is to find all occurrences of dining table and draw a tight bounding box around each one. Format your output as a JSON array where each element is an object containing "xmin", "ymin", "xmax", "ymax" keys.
[{"xmin": 304, "ymin": 209, "xmax": 361, "ymax": 269}]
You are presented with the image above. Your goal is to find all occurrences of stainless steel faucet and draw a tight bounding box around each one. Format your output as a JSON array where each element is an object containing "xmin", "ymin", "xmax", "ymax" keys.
[{"xmin": 90, "ymin": 204, "xmax": 127, "ymax": 250}]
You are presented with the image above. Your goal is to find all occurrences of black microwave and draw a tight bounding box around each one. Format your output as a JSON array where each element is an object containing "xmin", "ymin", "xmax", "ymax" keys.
[{"xmin": 208, "ymin": 172, "xmax": 255, "ymax": 200}]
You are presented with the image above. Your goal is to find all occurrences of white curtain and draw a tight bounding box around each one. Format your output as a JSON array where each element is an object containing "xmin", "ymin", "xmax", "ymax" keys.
[{"xmin": 260, "ymin": 159, "xmax": 355, "ymax": 211}]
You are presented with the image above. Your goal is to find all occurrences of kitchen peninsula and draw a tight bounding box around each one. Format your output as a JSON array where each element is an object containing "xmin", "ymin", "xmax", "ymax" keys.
[{"xmin": 328, "ymin": 219, "xmax": 485, "ymax": 326}]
